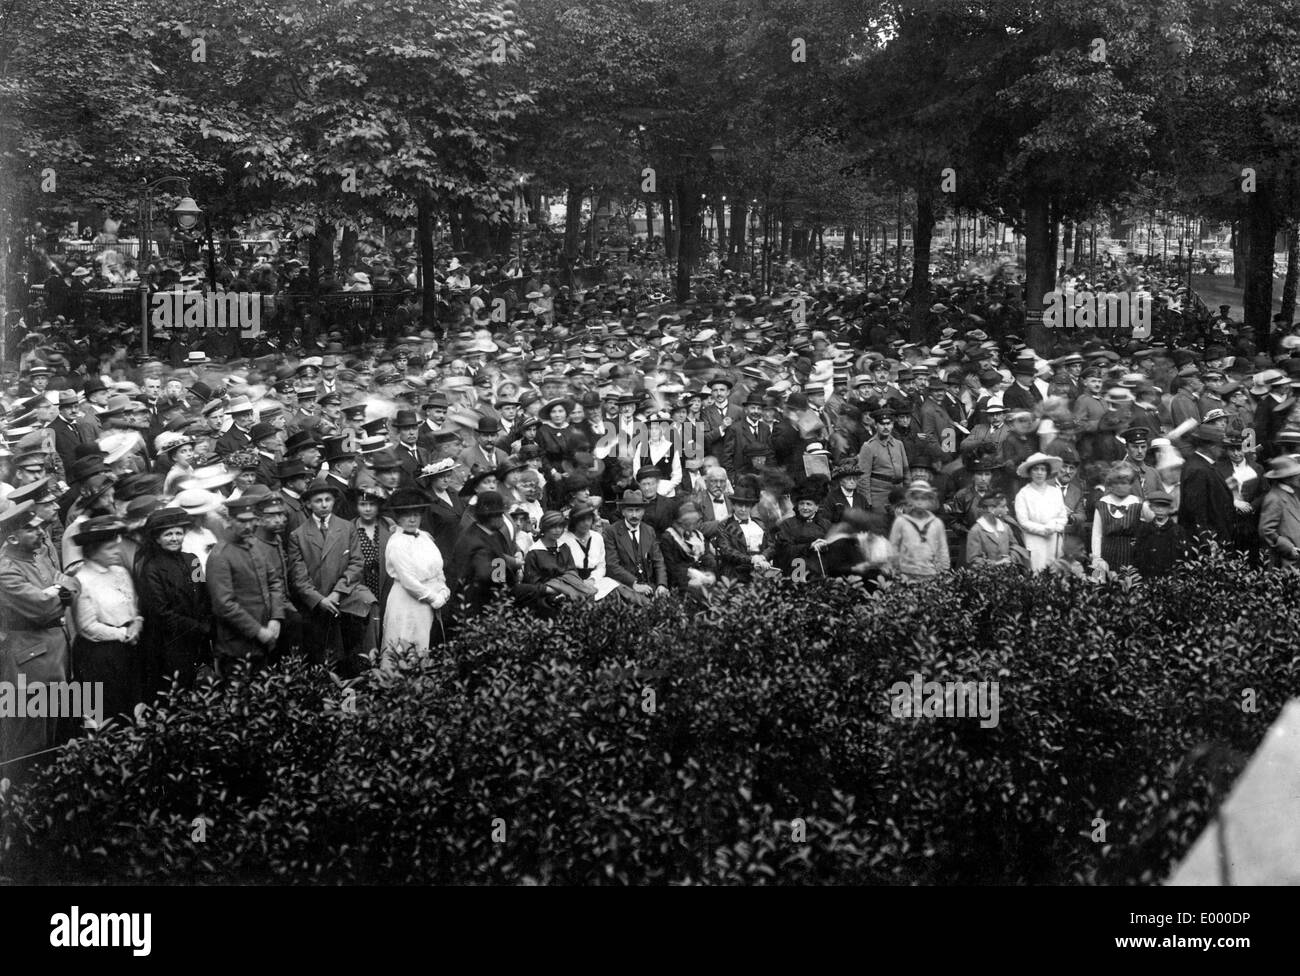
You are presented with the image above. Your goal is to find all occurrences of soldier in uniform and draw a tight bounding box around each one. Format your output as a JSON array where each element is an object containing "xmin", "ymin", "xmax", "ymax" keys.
[{"xmin": 0, "ymin": 501, "xmax": 80, "ymax": 781}]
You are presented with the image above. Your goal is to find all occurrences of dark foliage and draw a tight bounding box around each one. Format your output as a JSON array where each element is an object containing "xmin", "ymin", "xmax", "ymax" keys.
[{"xmin": 2, "ymin": 553, "xmax": 1295, "ymax": 884}]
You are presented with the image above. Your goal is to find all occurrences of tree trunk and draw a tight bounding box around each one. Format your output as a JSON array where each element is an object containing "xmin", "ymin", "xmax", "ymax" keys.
[
  {"xmin": 416, "ymin": 196, "xmax": 438, "ymax": 331},
  {"xmin": 1023, "ymin": 189, "xmax": 1053, "ymax": 352},
  {"xmin": 339, "ymin": 225, "xmax": 358, "ymax": 273},
  {"xmin": 712, "ymin": 199, "xmax": 726, "ymax": 248},
  {"xmin": 843, "ymin": 225, "xmax": 854, "ymax": 264},
  {"xmin": 780, "ymin": 215, "xmax": 791, "ymax": 257},
  {"xmin": 1231, "ymin": 218, "xmax": 1243, "ymax": 288},
  {"xmin": 674, "ymin": 177, "xmax": 702, "ymax": 303},
  {"xmin": 645, "ymin": 196, "xmax": 656, "ymax": 243},
  {"xmin": 1243, "ymin": 180, "xmax": 1277, "ymax": 349},
  {"xmin": 449, "ymin": 205, "xmax": 465, "ymax": 255},
  {"xmin": 1061, "ymin": 221, "xmax": 1073, "ymax": 269},
  {"xmin": 463, "ymin": 200, "xmax": 492, "ymax": 260},
  {"xmin": 908, "ymin": 183, "xmax": 935, "ymax": 340},
  {"xmin": 564, "ymin": 185, "xmax": 583, "ymax": 263},
  {"xmin": 1282, "ymin": 220, "xmax": 1299, "ymax": 327},
  {"xmin": 728, "ymin": 200, "xmax": 746, "ymax": 269},
  {"xmin": 310, "ymin": 220, "xmax": 335, "ymax": 291},
  {"xmin": 663, "ymin": 192, "xmax": 676, "ymax": 260}
]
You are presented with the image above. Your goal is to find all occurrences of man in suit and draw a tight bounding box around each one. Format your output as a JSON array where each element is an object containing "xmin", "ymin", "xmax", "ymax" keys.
[
  {"xmin": 248, "ymin": 422, "xmax": 282, "ymax": 488},
  {"xmin": 1254, "ymin": 371, "xmax": 1293, "ymax": 461},
  {"xmin": 215, "ymin": 396, "xmax": 256, "ymax": 457},
  {"xmin": 694, "ymin": 465, "xmax": 734, "ymax": 531},
  {"xmin": 276, "ymin": 459, "xmax": 311, "ymax": 533},
  {"xmin": 206, "ymin": 492, "xmax": 285, "ymax": 675},
  {"xmin": 1002, "ymin": 361, "xmax": 1042, "ymax": 414},
  {"xmin": 635, "ymin": 465, "xmax": 678, "ymax": 533},
  {"xmin": 286, "ymin": 476, "xmax": 374, "ymax": 675},
  {"xmin": 721, "ymin": 390, "xmax": 771, "ymax": 482},
  {"xmin": 75, "ymin": 376, "xmax": 110, "ymax": 443},
  {"xmin": 918, "ymin": 377, "xmax": 959, "ymax": 463},
  {"xmin": 52, "ymin": 390, "xmax": 85, "ymax": 474},
  {"xmin": 713, "ymin": 486, "xmax": 776, "ymax": 583},
  {"xmin": 603, "ymin": 489, "xmax": 669, "ymax": 597},
  {"xmin": 1179, "ymin": 427, "xmax": 1235, "ymax": 549},
  {"xmin": 390, "ymin": 409, "xmax": 429, "ymax": 488},
  {"xmin": 254, "ymin": 490, "xmax": 301, "ymax": 659},
  {"xmin": 321, "ymin": 436, "xmax": 359, "ymax": 520},
  {"xmin": 458, "ymin": 416, "xmax": 510, "ymax": 476},
  {"xmin": 702, "ymin": 377, "xmax": 742, "ymax": 460},
  {"xmin": 416, "ymin": 392, "xmax": 451, "ymax": 453},
  {"xmin": 1169, "ymin": 370, "xmax": 1204, "ymax": 428}
]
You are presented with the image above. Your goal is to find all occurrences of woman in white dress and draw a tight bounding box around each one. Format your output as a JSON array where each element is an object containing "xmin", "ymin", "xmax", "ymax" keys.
[
  {"xmin": 382, "ymin": 488, "xmax": 450, "ymax": 656},
  {"xmin": 1013, "ymin": 452, "xmax": 1069, "ymax": 572}
]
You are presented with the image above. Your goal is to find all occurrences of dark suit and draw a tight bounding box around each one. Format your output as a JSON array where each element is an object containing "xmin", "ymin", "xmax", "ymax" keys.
[
  {"xmin": 458, "ymin": 443, "xmax": 509, "ymax": 476},
  {"xmin": 280, "ymin": 490, "xmax": 306, "ymax": 534},
  {"xmin": 206, "ymin": 536, "xmax": 285, "ymax": 664},
  {"xmin": 393, "ymin": 442, "xmax": 429, "ymax": 488},
  {"xmin": 326, "ymin": 474, "xmax": 356, "ymax": 521},
  {"xmin": 1002, "ymin": 381, "xmax": 1042, "ymax": 414},
  {"xmin": 603, "ymin": 520, "xmax": 667, "ymax": 588},
  {"xmin": 287, "ymin": 514, "xmax": 373, "ymax": 669},
  {"xmin": 722, "ymin": 420, "xmax": 771, "ymax": 481},
  {"xmin": 215, "ymin": 425, "xmax": 253, "ymax": 458},
  {"xmin": 450, "ymin": 521, "xmax": 520, "ymax": 618},
  {"xmin": 641, "ymin": 494, "xmax": 678, "ymax": 534},
  {"xmin": 1179, "ymin": 451, "xmax": 1234, "ymax": 548},
  {"xmin": 53, "ymin": 416, "xmax": 82, "ymax": 473}
]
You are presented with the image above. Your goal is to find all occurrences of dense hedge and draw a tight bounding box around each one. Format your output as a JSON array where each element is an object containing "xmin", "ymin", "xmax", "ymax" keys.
[{"xmin": 2, "ymin": 553, "xmax": 1297, "ymax": 884}]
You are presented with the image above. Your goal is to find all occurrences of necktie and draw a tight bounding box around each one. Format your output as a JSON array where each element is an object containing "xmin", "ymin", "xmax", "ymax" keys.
[{"xmin": 318, "ymin": 517, "xmax": 328, "ymax": 537}]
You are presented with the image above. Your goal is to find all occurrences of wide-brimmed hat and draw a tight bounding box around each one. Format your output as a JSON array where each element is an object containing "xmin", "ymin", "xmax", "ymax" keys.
[
  {"xmin": 831, "ymin": 459, "xmax": 861, "ymax": 480},
  {"xmin": 567, "ymin": 502, "xmax": 599, "ymax": 527},
  {"xmin": 1016, "ymin": 452, "xmax": 1063, "ymax": 478},
  {"xmin": 418, "ymin": 457, "xmax": 459, "ymax": 480},
  {"xmin": 387, "ymin": 487, "xmax": 433, "ymax": 512},
  {"xmin": 904, "ymin": 479, "xmax": 937, "ymax": 496},
  {"xmin": 145, "ymin": 506, "xmax": 192, "ymax": 536},
  {"xmin": 73, "ymin": 515, "xmax": 126, "ymax": 548},
  {"xmin": 1265, "ymin": 455, "xmax": 1300, "ymax": 479},
  {"xmin": 173, "ymin": 488, "xmax": 222, "ymax": 516}
]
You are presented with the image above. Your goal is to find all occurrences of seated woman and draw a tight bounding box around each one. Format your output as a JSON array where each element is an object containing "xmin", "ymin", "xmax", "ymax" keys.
[
  {"xmin": 557, "ymin": 502, "xmax": 630, "ymax": 602},
  {"xmin": 659, "ymin": 501, "xmax": 717, "ymax": 593},
  {"xmin": 523, "ymin": 510, "xmax": 595, "ymax": 613}
]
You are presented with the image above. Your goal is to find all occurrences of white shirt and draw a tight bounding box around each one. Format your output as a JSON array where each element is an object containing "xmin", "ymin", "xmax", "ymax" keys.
[
  {"xmin": 737, "ymin": 518, "xmax": 764, "ymax": 552},
  {"xmin": 705, "ymin": 495, "xmax": 730, "ymax": 521},
  {"xmin": 73, "ymin": 560, "xmax": 138, "ymax": 642}
]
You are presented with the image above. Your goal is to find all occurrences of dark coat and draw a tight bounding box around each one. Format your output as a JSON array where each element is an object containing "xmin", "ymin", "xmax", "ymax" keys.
[
  {"xmin": 658, "ymin": 528, "xmax": 718, "ymax": 590},
  {"xmin": 602, "ymin": 520, "xmax": 668, "ymax": 588},
  {"xmin": 818, "ymin": 487, "xmax": 872, "ymax": 525},
  {"xmin": 1179, "ymin": 451, "xmax": 1235, "ymax": 548},
  {"xmin": 774, "ymin": 515, "xmax": 830, "ymax": 575},
  {"xmin": 1133, "ymin": 519, "xmax": 1190, "ymax": 577},
  {"xmin": 135, "ymin": 545, "xmax": 210, "ymax": 693},
  {"xmin": 215, "ymin": 425, "xmax": 252, "ymax": 458},
  {"xmin": 422, "ymin": 490, "xmax": 465, "ymax": 563},
  {"xmin": 206, "ymin": 537, "xmax": 286, "ymax": 660},
  {"xmin": 713, "ymin": 515, "xmax": 775, "ymax": 582},
  {"xmin": 450, "ymin": 520, "xmax": 532, "ymax": 618},
  {"xmin": 393, "ymin": 442, "xmax": 429, "ymax": 488}
]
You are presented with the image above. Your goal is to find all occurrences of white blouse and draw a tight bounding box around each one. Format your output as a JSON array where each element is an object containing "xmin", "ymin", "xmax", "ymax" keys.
[{"xmin": 73, "ymin": 560, "xmax": 138, "ymax": 642}]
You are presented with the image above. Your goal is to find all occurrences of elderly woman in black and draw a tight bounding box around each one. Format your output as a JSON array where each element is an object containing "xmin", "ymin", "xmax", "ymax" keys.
[{"xmin": 135, "ymin": 506, "xmax": 211, "ymax": 694}]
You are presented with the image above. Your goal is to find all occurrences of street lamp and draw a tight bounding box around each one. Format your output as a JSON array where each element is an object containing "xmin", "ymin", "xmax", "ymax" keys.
[{"xmin": 138, "ymin": 176, "xmax": 201, "ymax": 355}]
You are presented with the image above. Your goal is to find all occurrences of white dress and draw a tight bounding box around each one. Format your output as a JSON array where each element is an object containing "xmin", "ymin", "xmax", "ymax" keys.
[
  {"xmin": 1014, "ymin": 482, "xmax": 1069, "ymax": 572},
  {"xmin": 383, "ymin": 530, "xmax": 450, "ymax": 654},
  {"xmin": 558, "ymin": 531, "xmax": 622, "ymax": 600}
]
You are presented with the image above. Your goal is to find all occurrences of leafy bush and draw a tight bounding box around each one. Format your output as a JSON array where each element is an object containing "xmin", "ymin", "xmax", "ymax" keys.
[{"xmin": 2, "ymin": 552, "xmax": 1296, "ymax": 884}]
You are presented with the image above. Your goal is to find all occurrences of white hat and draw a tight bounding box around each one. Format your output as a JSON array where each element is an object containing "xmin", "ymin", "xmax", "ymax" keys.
[
  {"xmin": 97, "ymin": 431, "xmax": 143, "ymax": 466},
  {"xmin": 182, "ymin": 465, "xmax": 234, "ymax": 491},
  {"xmin": 173, "ymin": 488, "xmax": 223, "ymax": 516}
]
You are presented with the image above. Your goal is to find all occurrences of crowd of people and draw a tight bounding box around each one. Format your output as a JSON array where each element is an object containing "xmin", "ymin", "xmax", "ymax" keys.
[{"xmin": 4, "ymin": 245, "xmax": 1300, "ymax": 781}]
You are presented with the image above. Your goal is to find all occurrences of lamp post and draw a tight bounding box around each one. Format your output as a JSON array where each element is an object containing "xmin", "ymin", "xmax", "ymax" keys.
[{"xmin": 138, "ymin": 177, "xmax": 201, "ymax": 355}]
